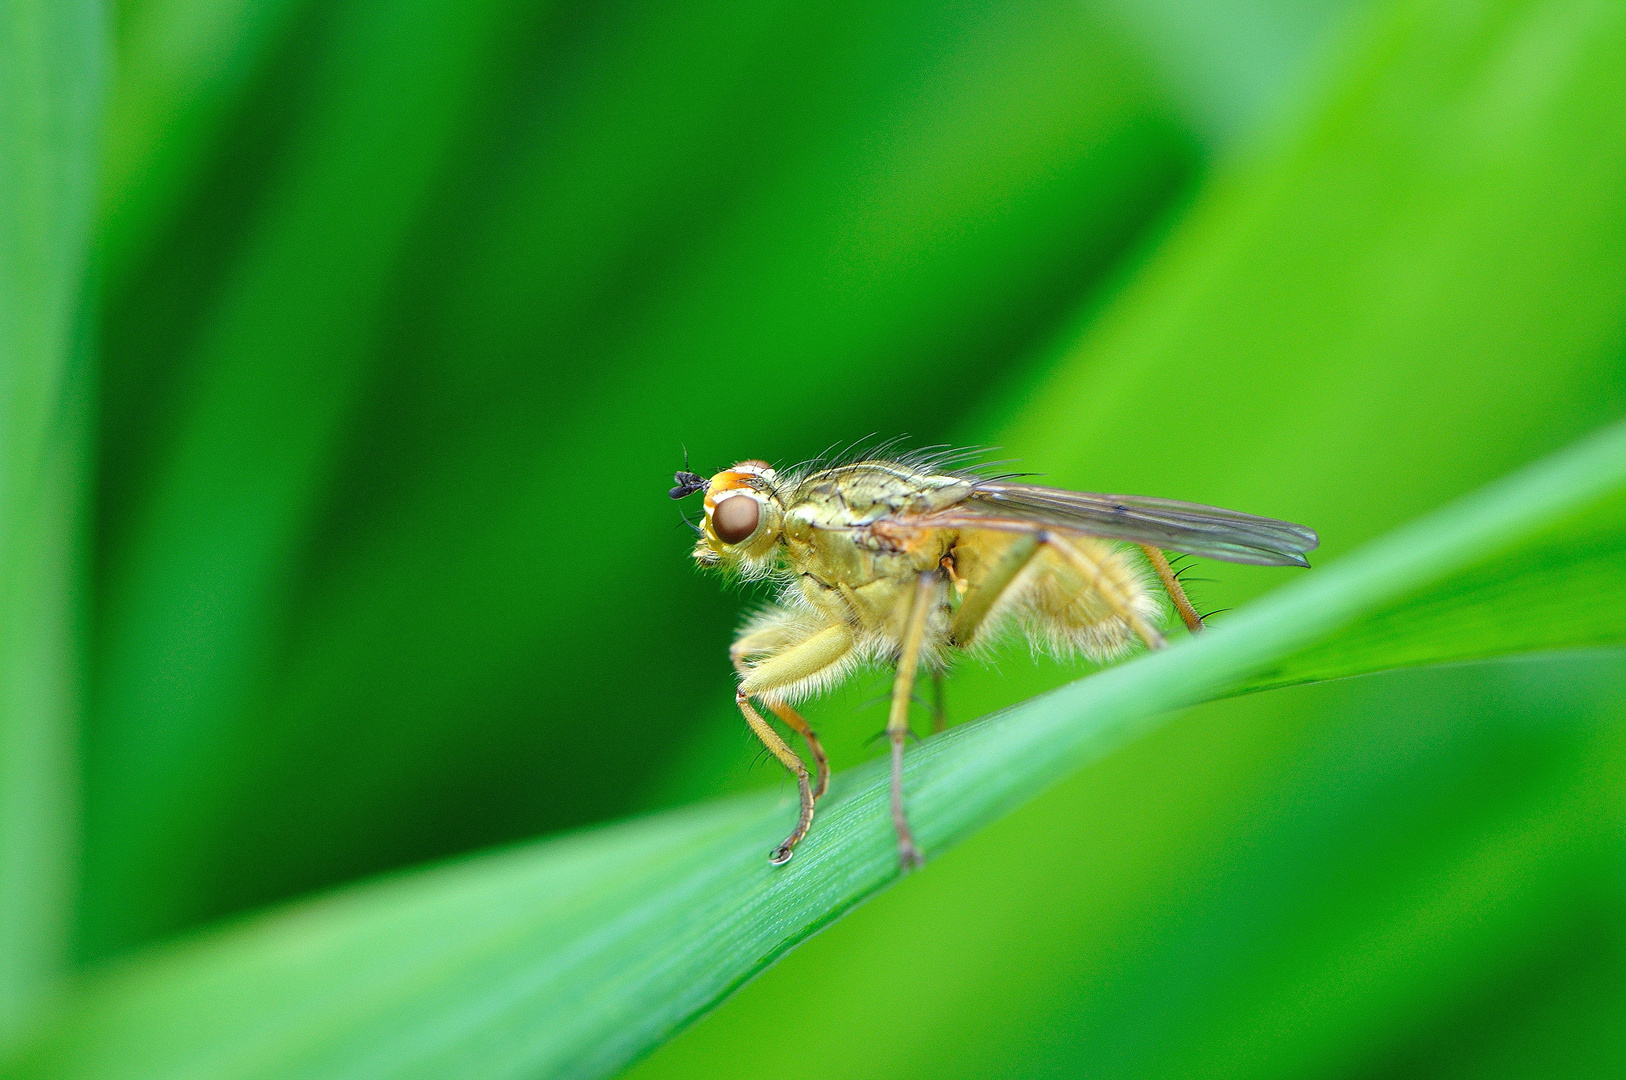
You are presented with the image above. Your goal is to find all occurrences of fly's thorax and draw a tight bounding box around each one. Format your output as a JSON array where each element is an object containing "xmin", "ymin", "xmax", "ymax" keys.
[
  {"xmin": 773, "ymin": 461, "xmax": 966, "ymax": 584},
  {"xmin": 789, "ymin": 462, "xmax": 974, "ymax": 524},
  {"xmin": 691, "ymin": 457, "xmax": 964, "ymax": 585},
  {"xmin": 785, "ymin": 509, "xmax": 955, "ymax": 609}
]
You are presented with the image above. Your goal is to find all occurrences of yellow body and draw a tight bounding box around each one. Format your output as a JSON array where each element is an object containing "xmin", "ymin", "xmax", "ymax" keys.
[
  {"xmin": 703, "ymin": 461, "xmax": 1162, "ymax": 707},
  {"xmin": 676, "ymin": 451, "xmax": 1314, "ymax": 869}
]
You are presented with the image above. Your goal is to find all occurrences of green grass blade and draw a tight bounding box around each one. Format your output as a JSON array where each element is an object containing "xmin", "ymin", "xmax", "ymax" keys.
[
  {"xmin": 1241, "ymin": 489, "xmax": 1626, "ymax": 691},
  {"xmin": 0, "ymin": 0, "xmax": 102, "ymax": 1046},
  {"xmin": 12, "ymin": 415, "xmax": 1625, "ymax": 1079}
]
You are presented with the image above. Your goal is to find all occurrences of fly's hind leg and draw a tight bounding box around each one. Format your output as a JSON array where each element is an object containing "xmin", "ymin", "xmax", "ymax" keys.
[
  {"xmin": 1139, "ymin": 544, "xmax": 1203, "ymax": 634},
  {"xmin": 737, "ymin": 622, "xmax": 854, "ymax": 864},
  {"xmin": 888, "ymin": 572, "xmax": 938, "ymax": 871}
]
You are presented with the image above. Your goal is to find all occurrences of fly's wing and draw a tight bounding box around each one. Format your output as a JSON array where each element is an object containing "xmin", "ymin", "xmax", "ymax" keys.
[{"xmin": 917, "ymin": 481, "xmax": 1319, "ymax": 567}]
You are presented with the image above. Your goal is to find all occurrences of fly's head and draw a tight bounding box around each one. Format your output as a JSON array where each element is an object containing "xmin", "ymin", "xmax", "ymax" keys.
[{"xmin": 669, "ymin": 459, "xmax": 785, "ymax": 579}]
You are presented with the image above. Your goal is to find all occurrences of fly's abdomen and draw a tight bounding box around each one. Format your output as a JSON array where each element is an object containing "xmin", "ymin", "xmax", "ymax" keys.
[{"xmin": 953, "ymin": 531, "xmax": 1163, "ymax": 661}]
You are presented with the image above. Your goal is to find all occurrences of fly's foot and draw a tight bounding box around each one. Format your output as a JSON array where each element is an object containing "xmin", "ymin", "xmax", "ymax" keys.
[
  {"xmin": 897, "ymin": 839, "xmax": 925, "ymax": 872},
  {"xmin": 769, "ymin": 840, "xmax": 796, "ymax": 866}
]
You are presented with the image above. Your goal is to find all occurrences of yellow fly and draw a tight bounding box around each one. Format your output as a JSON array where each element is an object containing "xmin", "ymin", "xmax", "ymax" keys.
[{"xmin": 670, "ymin": 445, "xmax": 1318, "ymax": 870}]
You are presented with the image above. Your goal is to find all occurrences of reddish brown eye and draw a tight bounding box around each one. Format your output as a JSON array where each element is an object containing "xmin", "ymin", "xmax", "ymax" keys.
[{"xmin": 713, "ymin": 495, "xmax": 760, "ymax": 544}]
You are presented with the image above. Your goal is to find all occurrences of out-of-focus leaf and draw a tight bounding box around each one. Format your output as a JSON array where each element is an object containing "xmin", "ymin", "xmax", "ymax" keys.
[
  {"xmin": 89, "ymin": 0, "xmax": 1196, "ymax": 956},
  {"xmin": 979, "ymin": 0, "xmax": 1626, "ymax": 587},
  {"xmin": 85, "ymin": 0, "xmax": 522, "ymax": 961},
  {"xmin": 99, "ymin": 0, "xmax": 313, "ymax": 293},
  {"xmin": 0, "ymin": 0, "xmax": 102, "ymax": 1045},
  {"xmin": 10, "ymin": 418, "xmax": 1625, "ymax": 1080},
  {"xmin": 1099, "ymin": 0, "xmax": 1368, "ymax": 144}
]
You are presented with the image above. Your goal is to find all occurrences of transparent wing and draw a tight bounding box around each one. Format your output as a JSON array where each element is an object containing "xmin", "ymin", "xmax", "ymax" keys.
[{"xmin": 920, "ymin": 481, "xmax": 1319, "ymax": 567}]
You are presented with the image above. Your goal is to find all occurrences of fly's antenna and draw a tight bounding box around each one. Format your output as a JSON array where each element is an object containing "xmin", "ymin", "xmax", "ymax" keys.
[
  {"xmin": 669, "ymin": 443, "xmax": 708, "ymax": 500},
  {"xmin": 669, "ymin": 471, "xmax": 708, "ymax": 499}
]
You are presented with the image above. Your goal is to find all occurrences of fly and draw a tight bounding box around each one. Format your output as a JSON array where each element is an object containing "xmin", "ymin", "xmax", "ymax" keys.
[{"xmin": 670, "ymin": 447, "xmax": 1318, "ymax": 870}]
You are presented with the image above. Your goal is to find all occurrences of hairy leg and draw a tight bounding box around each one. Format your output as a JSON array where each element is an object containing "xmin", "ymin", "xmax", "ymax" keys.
[
  {"xmin": 947, "ymin": 533, "xmax": 1040, "ymax": 646},
  {"xmin": 736, "ymin": 695, "xmax": 815, "ymax": 865},
  {"xmin": 737, "ymin": 621, "xmax": 854, "ymax": 864},
  {"xmin": 732, "ymin": 626, "xmax": 829, "ymax": 801},
  {"xmin": 1139, "ymin": 544, "xmax": 1203, "ymax": 634}
]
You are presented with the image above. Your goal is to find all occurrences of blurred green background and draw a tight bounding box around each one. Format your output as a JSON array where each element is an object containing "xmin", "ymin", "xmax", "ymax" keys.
[{"xmin": 4, "ymin": 0, "xmax": 1625, "ymax": 1075}]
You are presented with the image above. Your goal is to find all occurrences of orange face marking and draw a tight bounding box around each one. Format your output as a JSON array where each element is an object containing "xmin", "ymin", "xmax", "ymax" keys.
[
  {"xmin": 703, "ymin": 462, "xmax": 775, "ymax": 515},
  {"xmin": 700, "ymin": 461, "xmax": 776, "ymax": 549}
]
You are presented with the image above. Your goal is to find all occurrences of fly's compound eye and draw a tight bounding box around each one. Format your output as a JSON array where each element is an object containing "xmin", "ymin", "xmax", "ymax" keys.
[{"xmin": 713, "ymin": 495, "xmax": 760, "ymax": 544}]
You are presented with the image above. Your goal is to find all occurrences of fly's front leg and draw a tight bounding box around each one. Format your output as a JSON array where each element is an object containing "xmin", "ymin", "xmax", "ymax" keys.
[
  {"xmin": 1139, "ymin": 544, "xmax": 1203, "ymax": 634},
  {"xmin": 734, "ymin": 696, "xmax": 813, "ymax": 865},
  {"xmin": 887, "ymin": 572, "xmax": 937, "ymax": 871},
  {"xmin": 735, "ymin": 696, "xmax": 815, "ymax": 866},
  {"xmin": 737, "ymin": 622, "xmax": 854, "ymax": 865},
  {"xmin": 732, "ymin": 633, "xmax": 828, "ymax": 801}
]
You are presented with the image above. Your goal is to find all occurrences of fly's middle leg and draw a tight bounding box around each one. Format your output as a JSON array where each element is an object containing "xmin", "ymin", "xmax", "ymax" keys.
[{"xmin": 887, "ymin": 571, "xmax": 937, "ymax": 871}]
